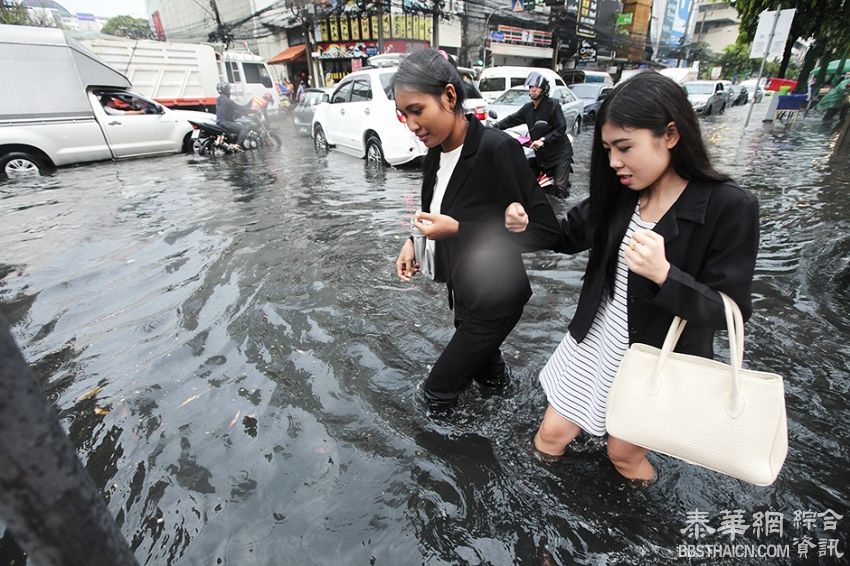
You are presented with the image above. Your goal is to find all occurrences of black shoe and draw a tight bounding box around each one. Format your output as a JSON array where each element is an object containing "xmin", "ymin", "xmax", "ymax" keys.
[
  {"xmin": 419, "ymin": 387, "xmax": 458, "ymax": 416},
  {"xmin": 475, "ymin": 364, "xmax": 512, "ymax": 391}
]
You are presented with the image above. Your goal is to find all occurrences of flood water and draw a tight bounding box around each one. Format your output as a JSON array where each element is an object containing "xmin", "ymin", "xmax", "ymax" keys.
[{"xmin": 2, "ymin": 102, "xmax": 849, "ymax": 565}]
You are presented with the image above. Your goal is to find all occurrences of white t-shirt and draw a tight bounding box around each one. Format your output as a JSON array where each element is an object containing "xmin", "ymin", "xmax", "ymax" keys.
[{"xmin": 426, "ymin": 144, "xmax": 464, "ymax": 266}]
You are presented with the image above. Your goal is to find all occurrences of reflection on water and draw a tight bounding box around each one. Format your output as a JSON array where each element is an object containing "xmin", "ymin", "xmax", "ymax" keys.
[{"xmin": 1, "ymin": 106, "xmax": 848, "ymax": 564}]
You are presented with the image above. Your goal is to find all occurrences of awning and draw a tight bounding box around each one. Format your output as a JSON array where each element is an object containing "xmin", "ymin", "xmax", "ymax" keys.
[{"xmin": 267, "ymin": 44, "xmax": 306, "ymax": 65}]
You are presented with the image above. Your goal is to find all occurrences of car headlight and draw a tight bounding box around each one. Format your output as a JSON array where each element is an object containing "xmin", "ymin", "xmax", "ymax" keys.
[{"xmin": 693, "ymin": 101, "xmax": 706, "ymax": 108}]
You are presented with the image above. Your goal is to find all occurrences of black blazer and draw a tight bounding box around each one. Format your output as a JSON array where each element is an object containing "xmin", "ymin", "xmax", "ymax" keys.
[
  {"xmin": 550, "ymin": 179, "xmax": 759, "ymax": 359},
  {"xmin": 494, "ymin": 96, "xmax": 568, "ymax": 168},
  {"xmin": 421, "ymin": 116, "xmax": 560, "ymax": 319}
]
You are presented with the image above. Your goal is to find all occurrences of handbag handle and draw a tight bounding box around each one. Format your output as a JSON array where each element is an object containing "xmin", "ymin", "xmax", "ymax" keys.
[{"xmin": 647, "ymin": 292, "xmax": 746, "ymax": 419}]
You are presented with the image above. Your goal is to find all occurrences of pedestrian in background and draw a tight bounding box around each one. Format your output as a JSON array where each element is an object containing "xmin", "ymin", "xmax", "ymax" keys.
[
  {"xmin": 504, "ymin": 72, "xmax": 759, "ymax": 480},
  {"xmin": 393, "ymin": 49, "xmax": 559, "ymax": 413},
  {"xmin": 493, "ymin": 71, "xmax": 574, "ymax": 198}
]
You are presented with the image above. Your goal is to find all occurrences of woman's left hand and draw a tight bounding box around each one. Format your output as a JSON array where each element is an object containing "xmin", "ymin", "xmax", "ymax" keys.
[
  {"xmin": 625, "ymin": 229, "xmax": 670, "ymax": 286},
  {"xmin": 414, "ymin": 211, "xmax": 459, "ymax": 240}
]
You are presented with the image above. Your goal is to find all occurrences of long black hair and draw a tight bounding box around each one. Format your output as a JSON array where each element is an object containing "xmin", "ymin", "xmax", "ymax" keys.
[
  {"xmin": 392, "ymin": 49, "xmax": 466, "ymax": 114},
  {"xmin": 586, "ymin": 71, "xmax": 730, "ymax": 296}
]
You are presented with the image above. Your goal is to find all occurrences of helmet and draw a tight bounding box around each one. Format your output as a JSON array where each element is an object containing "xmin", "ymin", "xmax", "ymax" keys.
[
  {"xmin": 216, "ymin": 82, "xmax": 231, "ymax": 95},
  {"xmin": 524, "ymin": 71, "xmax": 550, "ymax": 98},
  {"xmin": 262, "ymin": 92, "xmax": 273, "ymax": 102}
]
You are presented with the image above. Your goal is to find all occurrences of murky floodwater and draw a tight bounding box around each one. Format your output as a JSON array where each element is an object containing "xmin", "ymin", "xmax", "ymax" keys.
[{"xmin": 2, "ymin": 103, "xmax": 849, "ymax": 565}]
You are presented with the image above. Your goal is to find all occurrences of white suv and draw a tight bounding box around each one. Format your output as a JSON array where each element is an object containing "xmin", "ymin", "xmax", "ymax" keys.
[{"xmin": 311, "ymin": 68, "xmax": 427, "ymax": 166}]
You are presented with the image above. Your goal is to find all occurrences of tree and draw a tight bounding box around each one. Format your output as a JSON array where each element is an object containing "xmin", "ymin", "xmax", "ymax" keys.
[
  {"xmin": 101, "ymin": 15, "xmax": 154, "ymax": 39},
  {"xmin": 0, "ymin": 3, "xmax": 29, "ymax": 25},
  {"xmin": 732, "ymin": 0, "xmax": 848, "ymax": 78}
]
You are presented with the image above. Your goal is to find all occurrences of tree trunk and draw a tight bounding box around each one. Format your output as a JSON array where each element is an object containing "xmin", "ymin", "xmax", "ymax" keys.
[
  {"xmin": 777, "ymin": 34, "xmax": 794, "ymax": 78},
  {"xmin": 795, "ymin": 41, "xmax": 823, "ymax": 93},
  {"xmin": 0, "ymin": 318, "xmax": 138, "ymax": 566}
]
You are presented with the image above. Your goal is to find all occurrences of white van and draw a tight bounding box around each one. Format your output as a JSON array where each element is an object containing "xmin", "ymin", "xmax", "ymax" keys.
[{"xmin": 477, "ymin": 66, "xmax": 566, "ymax": 103}]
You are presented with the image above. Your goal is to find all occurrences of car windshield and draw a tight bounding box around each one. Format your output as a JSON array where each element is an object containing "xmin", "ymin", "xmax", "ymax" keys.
[
  {"xmin": 379, "ymin": 72, "xmax": 394, "ymax": 100},
  {"xmin": 478, "ymin": 77, "xmax": 506, "ymax": 92},
  {"xmin": 685, "ymin": 83, "xmax": 715, "ymax": 95},
  {"xmin": 569, "ymin": 84, "xmax": 598, "ymax": 98},
  {"xmin": 303, "ymin": 92, "xmax": 323, "ymax": 105},
  {"xmin": 493, "ymin": 89, "xmax": 529, "ymax": 106}
]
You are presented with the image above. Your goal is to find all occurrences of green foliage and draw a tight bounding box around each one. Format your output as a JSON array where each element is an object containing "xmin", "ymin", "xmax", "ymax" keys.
[
  {"xmin": 0, "ymin": 3, "xmax": 28, "ymax": 25},
  {"xmin": 101, "ymin": 15, "xmax": 153, "ymax": 40}
]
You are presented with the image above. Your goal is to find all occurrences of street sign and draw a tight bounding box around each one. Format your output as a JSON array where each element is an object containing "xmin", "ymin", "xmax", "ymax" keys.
[
  {"xmin": 523, "ymin": 0, "xmax": 536, "ymax": 11},
  {"xmin": 750, "ymin": 9, "xmax": 796, "ymax": 60},
  {"xmin": 512, "ymin": 0, "xmax": 524, "ymax": 11},
  {"xmin": 490, "ymin": 31, "xmax": 505, "ymax": 42},
  {"xmin": 616, "ymin": 13, "xmax": 633, "ymax": 26}
]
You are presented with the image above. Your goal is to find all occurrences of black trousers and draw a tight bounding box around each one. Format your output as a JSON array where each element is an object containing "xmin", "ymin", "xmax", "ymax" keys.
[
  {"xmin": 531, "ymin": 149, "xmax": 572, "ymax": 197},
  {"xmin": 423, "ymin": 307, "xmax": 524, "ymax": 404}
]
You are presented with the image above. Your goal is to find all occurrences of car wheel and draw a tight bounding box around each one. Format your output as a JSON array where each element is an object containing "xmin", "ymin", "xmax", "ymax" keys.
[
  {"xmin": 719, "ymin": 103, "xmax": 726, "ymax": 114},
  {"xmin": 704, "ymin": 106, "xmax": 711, "ymax": 117},
  {"xmin": 0, "ymin": 151, "xmax": 48, "ymax": 179},
  {"xmin": 365, "ymin": 134, "xmax": 386, "ymax": 166},
  {"xmin": 572, "ymin": 117, "xmax": 581, "ymax": 135},
  {"xmin": 314, "ymin": 124, "xmax": 328, "ymax": 154}
]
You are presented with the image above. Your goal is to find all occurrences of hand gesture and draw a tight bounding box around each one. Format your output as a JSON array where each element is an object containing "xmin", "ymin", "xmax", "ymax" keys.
[
  {"xmin": 396, "ymin": 238, "xmax": 418, "ymax": 281},
  {"xmin": 413, "ymin": 211, "xmax": 459, "ymax": 240},
  {"xmin": 504, "ymin": 202, "xmax": 528, "ymax": 233},
  {"xmin": 625, "ymin": 229, "xmax": 670, "ymax": 286},
  {"xmin": 530, "ymin": 139, "xmax": 544, "ymax": 150}
]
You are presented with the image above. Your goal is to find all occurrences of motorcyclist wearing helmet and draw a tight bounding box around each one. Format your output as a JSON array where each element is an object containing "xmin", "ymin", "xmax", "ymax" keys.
[
  {"xmin": 493, "ymin": 71, "xmax": 574, "ymax": 198},
  {"xmin": 215, "ymin": 81, "xmax": 251, "ymax": 143}
]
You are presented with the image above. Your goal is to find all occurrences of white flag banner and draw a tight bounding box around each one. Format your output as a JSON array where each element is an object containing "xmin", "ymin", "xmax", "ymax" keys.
[{"xmin": 750, "ymin": 8, "xmax": 796, "ymax": 60}]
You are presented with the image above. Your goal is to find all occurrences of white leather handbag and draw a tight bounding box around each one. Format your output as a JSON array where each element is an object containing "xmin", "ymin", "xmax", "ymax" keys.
[{"xmin": 606, "ymin": 293, "xmax": 788, "ymax": 486}]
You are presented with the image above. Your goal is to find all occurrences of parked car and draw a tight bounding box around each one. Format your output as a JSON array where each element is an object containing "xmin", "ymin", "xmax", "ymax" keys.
[
  {"xmin": 568, "ymin": 83, "xmax": 613, "ymax": 123},
  {"xmin": 0, "ymin": 25, "xmax": 216, "ymax": 179},
  {"xmin": 683, "ymin": 80, "xmax": 728, "ymax": 116},
  {"xmin": 477, "ymin": 66, "xmax": 567, "ymax": 103},
  {"xmin": 311, "ymin": 67, "xmax": 427, "ymax": 166},
  {"xmin": 293, "ymin": 87, "xmax": 333, "ymax": 135},
  {"xmin": 486, "ymin": 85, "xmax": 583, "ymax": 135},
  {"xmin": 458, "ymin": 66, "xmax": 488, "ymax": 122},
  {"xmin": 739, "ymin": 79, "xmax": 765, "ymax": 103},
  {"xmin": 727, "ymin": 84, "xmax": 749, "ymax": 106},
  {"xmin": 719, "ymin": 80, "xmax": 735, "ymax": 106}
]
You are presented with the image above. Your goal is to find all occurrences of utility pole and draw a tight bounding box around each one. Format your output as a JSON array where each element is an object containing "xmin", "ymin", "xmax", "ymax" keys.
[
  {"xmin": 432, "ymin": 0, "xmax": 441, "ymax": 49},
  {"xmin": 377, "ymin": 0, "xmax": 385, "ymax": 54},
  {"xmin": 209, "ymin": 0, "xmax": 229, "ymax": 46}
]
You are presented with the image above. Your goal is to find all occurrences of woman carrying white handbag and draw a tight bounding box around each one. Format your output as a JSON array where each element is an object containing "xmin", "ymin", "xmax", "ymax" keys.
[{"xmin": 504, "ymin": 72, "xmax": 761, "ymax": 481}]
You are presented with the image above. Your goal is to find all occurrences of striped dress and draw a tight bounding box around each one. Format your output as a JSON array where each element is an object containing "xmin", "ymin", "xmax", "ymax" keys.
[{"xmin": 539, "ymin": 207, "xmax": 656, "ymax": 436}]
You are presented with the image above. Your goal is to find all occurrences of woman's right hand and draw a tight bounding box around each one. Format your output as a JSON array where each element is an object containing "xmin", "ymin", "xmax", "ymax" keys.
[
  {"xmin": 396, "ymin": 238, "xmax": 419, "ymax": 282},
  {"xmin": 505, "ymin": 202, "xmax": 529, "ymax": 233}
]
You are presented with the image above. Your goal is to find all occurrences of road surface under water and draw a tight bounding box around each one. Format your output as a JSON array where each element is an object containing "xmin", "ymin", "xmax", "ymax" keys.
[{"xmin": 1, "ymin": 102, "xmax": 848, "ymax": 564}]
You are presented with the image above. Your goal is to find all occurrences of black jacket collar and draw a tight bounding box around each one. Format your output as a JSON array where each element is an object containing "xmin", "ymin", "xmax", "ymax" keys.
[{"xmin": 422, "ymin": 116, "xmax": 484, "ymax": 213}]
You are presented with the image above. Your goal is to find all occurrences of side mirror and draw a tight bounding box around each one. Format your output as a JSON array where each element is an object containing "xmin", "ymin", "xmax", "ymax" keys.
[
  {"xmin": 488, "ymin": 109, "xmax": 498, "ymax": 119},
  {"xmin": 321, "ymin": 93, "xmax": 330, "ymax": 103},
  {"xmin": 598, "ymin": 91, "xmax": 609, "ymax": 101}
]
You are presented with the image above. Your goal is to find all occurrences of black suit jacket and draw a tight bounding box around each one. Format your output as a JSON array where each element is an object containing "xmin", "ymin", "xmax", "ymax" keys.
[
  {"xmin": 549, "ymin": 179, "xmax": 759, "ymax": 359},
  {"xmin": 422, "ymin": 116, "xmax": 560, "ymax": 319},
  {"xmin": 494, "ymin": 96, "xmax": 568, "ymax": 168}
]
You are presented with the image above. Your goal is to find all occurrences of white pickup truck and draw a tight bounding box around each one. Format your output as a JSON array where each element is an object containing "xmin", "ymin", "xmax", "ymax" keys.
[{"xmin": 0, "ymin": 25, "xmax": 216, "ymax": 179}]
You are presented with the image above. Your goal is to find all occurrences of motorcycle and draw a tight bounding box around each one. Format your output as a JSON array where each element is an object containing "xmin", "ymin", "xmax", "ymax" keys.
[
  {"xmin": 189, "ymin": 113, "xmax": 282, "ymax": 156},
  {"xmin": 487, "ymin": 114, "xmax": 560, "ymax": 189}
]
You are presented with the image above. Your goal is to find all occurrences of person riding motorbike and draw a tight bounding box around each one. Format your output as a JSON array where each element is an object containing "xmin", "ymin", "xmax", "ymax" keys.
[
  {"xmin": 215, "ymin": 82, "xmax": 251, "ymax": 144},
  {"xmin": 493, "ymin": 72, "xmax": 573, "ymax": 198}
]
